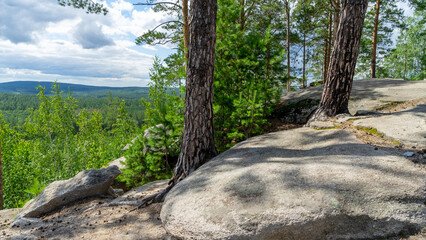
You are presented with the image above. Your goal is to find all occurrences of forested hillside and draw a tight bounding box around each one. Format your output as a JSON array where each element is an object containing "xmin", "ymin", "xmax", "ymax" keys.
[
  {"xmin": 0, "ymin": 0, "xmax": 424, "ymax": 210},
  {"xmin": 0, "ymin": 81, "xmax": 150, "ymax": 99},
  {"xmin": 0, "ymin": 92, "xmax": 146, "ymax": 128}
]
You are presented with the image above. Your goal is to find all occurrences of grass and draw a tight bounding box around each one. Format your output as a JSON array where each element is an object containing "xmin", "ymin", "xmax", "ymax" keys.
[
  {"xmin": 355, "ymin": 126, "xmax": 401, "ymax": 145},
  {"xmin": 356, "ymin": 126, "xmax": 384, "ymax": 137}
]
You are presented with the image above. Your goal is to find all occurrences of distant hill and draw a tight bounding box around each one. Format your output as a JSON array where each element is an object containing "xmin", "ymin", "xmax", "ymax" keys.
[{"xmin": 0, "ymin": 81, "xmax": 150, "ymax": 99}]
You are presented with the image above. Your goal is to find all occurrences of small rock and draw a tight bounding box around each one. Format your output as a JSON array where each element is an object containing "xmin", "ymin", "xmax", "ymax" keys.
[
  {"xmin": 354, "ymin": 110, "xmax": 381, "ymax": 116},
  {"xmin": 401, "ymin": 152, "xmax": 415, "ymax": 157}
]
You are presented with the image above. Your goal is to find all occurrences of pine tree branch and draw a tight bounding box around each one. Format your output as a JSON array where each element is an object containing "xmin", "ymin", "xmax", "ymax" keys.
[{"xmin": 134, "ymin": 2, "xmax": 181, "ymax": 9}]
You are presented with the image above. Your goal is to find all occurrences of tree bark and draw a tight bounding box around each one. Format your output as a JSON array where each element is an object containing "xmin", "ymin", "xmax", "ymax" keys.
[
  {"xmin": 371, "ymin": 0, "xmax": 381, "ymax": 78},
  {"xmin": 323, "ymin": 12, "xmax": 333, "ymax": 84},
  {"xmin": 308, "ymin": 0, "xmax": 368, "ymax": 122},
  {"xmin": 331, "ymin": 0, "xmax": 341, "ymax": 42},
  {"xmin": 285, "ymin": 0, "xmax": 291, "ymax": 93},
  {"xmin": 303, "ymin": 33, "xmax": 306, "ymax": 88},
  {"xmin": 173, "ymin": 0, "xmax": 218, "ymax": 181},
  {"xmin": 129, "ymin": 0, "xmax": 218, "ymax": 209},
  {"xmin": 182, "ymin": 0, "xmax": 189, "ymax": 70}
]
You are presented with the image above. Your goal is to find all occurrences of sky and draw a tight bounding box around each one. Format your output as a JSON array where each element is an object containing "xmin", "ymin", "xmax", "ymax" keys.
[
  {"xmin": 0, "ymin": 0, "xmax": 175, "ymax": 87},
  {"xmin": 0, "ymin": 1, "xmax": 415, "ymax": 87}
]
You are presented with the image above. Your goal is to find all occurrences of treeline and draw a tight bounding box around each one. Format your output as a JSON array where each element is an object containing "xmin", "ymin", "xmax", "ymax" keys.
[{"xmin": 0, "ymin": 92, "xmax": 146, "ymax": 128}]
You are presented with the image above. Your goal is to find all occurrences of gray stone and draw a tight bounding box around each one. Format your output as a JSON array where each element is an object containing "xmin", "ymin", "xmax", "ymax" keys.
[
  {"xmin": 354, "ymin": 110, "xmax": 381, "ymax": 116},
  {"xmin": 7, "ymin": 233, "xmax": 37, "ymax": 240},
  {"xmin": 122, "ymin": 134, "xmax": 142, "ymax": 151},
  {"xmin": 402, "ymin": 152, "xmax": 416, "ymax": 157},
  {"xmin": 14, "ymin": 166, "xmax": 121, "ymax": 219},
  {"xmin": 281, "ymin": 79, "xmax": 426, "ymax": 115},
  {"xmin": 161, "ymin": 128, "xmax": 425, "ymax": 240},
  {"xmin": 108, "ymin": 156, "xmax": 126, "ymax": 170},
  {"xmin": 308, "ymin": 120, "xmax": 336, "ymax": 129},
  {"xmin": 354, "ymin": 103, "xmax": 426, "ymax": 148},
  {"xmin": 9, "ymin": 217, "xmax": 40, "ymax": 229}
]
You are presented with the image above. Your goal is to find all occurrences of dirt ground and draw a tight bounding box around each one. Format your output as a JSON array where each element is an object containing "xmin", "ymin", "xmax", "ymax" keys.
[{"xmin": 2, "ymin": 180, "xmax": 172, "ymax": 240}]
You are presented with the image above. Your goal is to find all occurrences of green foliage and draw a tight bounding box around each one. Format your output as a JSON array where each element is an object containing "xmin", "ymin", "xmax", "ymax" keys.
[
  {"xmin": 25, "ymin": 178, "xmax": 46, "ymax": 198},
  {"xmin": 57, "ymin": 0, "xmax": 108, "ymax": 15},
  {"xmin": 356, "ymin": 0, "xmax": 405, "ymax": 78},
  {"xmin": 1, "ymin": 83, "xmax": 138, "ymax": 208},
  {"xmin": 214, "ymin": 0, "xmax": 283, "ymax": 151},
  {"xmin": 0, "ymin": 92, "xmax": 146, "ymax": 128},
  {"xmin": 120, "ymin": 57, "xmax": 184, "ymax": 187},
  {"xmin": 380, "ymin": 10, "xmax": 425, "ymax": 80}
]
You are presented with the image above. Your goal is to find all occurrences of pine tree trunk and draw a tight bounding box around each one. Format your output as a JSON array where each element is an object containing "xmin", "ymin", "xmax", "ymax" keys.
[
  {"xmin": 323, "ymin": 12, "xmax": 333, "ymax": 84},
  {"xmin": 285, "ymin": 0, "xmax": 291, "ymax": 93},
  {"xmin": 173, "ymin": 0, "xmax": 218, "ymax": 181},
  {"xmin": 308, "ymin": 0, "xmax": 368, "ymax": 122},
  {"xmin": 182, "ymin": 0, "xmax": 189, "ymax": 76},
  {"xmin": 303, "ymin": 33, "xmax": 306, "ymax": 88},
  {"xmin": 332, "ymin": 0, "xmax": 341, "ymax": 43},
  {"xmin": 371, "ymin": 0, "xmax": 381, "ymax": 78},
  {"xmin": 323, "ymin": 38, "xmax": 328, "ymax": 83}
]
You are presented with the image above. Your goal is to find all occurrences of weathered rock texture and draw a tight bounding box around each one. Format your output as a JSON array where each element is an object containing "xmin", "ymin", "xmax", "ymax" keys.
[
  {"xmin": 161, "ymin": 128, "xmax": 425, "ymax": 240},
  {"xmin": 354, "ymin": 103, "xmax": 426, "ymax": 148},
  {"xmin": 281, "ymin": 79, "xmax": 426, "ymax": 114},
  {"xmin": 15, "ymin": 166, "xmax": 121, "ymax": 219}
]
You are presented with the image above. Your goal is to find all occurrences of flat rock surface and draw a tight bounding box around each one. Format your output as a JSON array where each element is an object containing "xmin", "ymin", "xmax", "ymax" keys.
[
  {"xmin": 161, "ymin": 128, "xmax": 425, "ymax": 240},
  {"xmin": 353, "ymin": 103, "xmax": 426, "ymax": 148},
  {"xmin": 281, "ymin": 79, "xmax": 426, "ymax": 114}
]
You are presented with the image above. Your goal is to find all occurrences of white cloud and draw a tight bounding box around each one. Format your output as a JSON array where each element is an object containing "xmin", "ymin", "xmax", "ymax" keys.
[
  {"xmin": 72, "ymin": 20, "xmax": 114, "ymax": 49},
  {"xmin": 0, "ymin": 0, "xmax": 176, "ymax": 87}
]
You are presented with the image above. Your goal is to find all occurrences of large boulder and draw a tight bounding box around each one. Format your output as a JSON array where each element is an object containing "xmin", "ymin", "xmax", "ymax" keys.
[
  {"xmin": 15, "ymin": 166, "xmax": 121, "ymax": 219},
  {"xmin": 161, "ymin": 128, "xmax": 425, "ymax": 239}
]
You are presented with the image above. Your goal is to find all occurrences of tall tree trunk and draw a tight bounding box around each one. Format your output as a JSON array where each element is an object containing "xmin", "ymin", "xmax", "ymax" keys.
[
  {"xmin": 0, "ymin": 138, "xmax": 3, "ymax": 210},
  {"xmin": 130, "ymin": 0, "xmax": 218, "ymax": 208},
  {"xmin": 173, "ymin": 0, "xmax": 218, "ymax": 181},
  {"xmin": 308, "ymin": 0, "xmax": 368, "ymax": 122},
  {"xmin": 303, "ymin": 33, "xmax": 306, "ymax": 88},
  {"xmin": 323, "ymin": 12, "xmax": 333, "ymax": 84},
  {"xmin": 285, "ymin": 0, "xmax": 291, "ymax": 93},
  {"xmin": 323, "ymin": 38, "xmax": 328, "ymax": 83},
  {"xmin": 332, "ymin": 0, "xmax": 341, "ymax": 42},
  {"xmin": 182, "ymin": 0, "xmax": 189, "ymax": 75},
  {"xmin": 371, "ymin": 0, "xmax": 381, "ymax": 78}
]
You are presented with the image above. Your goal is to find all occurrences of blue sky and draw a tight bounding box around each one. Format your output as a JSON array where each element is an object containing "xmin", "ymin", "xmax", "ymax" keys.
[{"xmin": 0, "ymin": 0, "xmax": 176, "ymax": 87}]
